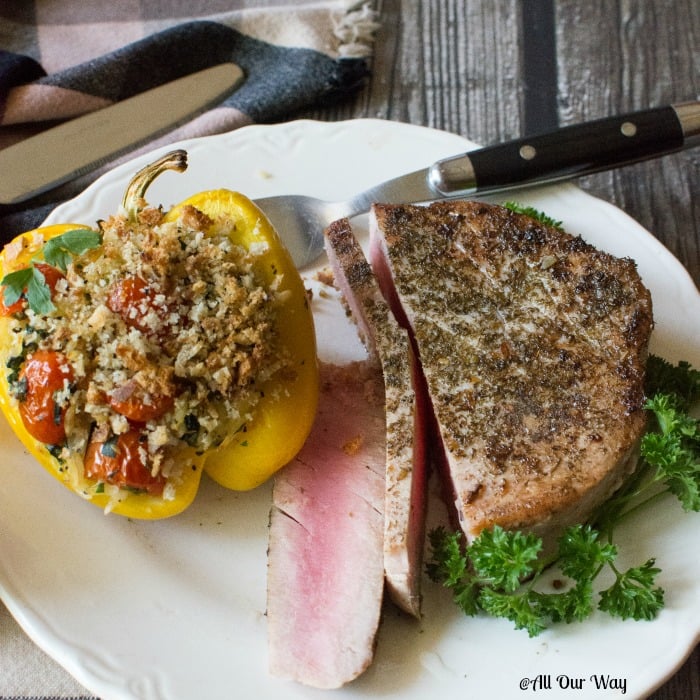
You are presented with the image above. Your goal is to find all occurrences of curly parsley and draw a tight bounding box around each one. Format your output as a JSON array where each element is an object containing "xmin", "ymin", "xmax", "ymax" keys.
[
  {"xmin": 502, "ymin": 201, "xmax": 564, "ymax": 230},
  {"xmin": 427, "ymin": 355, "xmax": 699, "ymax": 636}
]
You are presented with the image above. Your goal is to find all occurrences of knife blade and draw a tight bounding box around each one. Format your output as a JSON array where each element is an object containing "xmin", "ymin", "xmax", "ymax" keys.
[{"xmin": 0, "ymin": 62, "xmax": 244, "ymax": 205}]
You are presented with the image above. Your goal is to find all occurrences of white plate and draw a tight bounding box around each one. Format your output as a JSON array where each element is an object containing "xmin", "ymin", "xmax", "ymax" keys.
[{"xmin": 1, "ymin": 119, "xmax": 699, "ymax": 700}]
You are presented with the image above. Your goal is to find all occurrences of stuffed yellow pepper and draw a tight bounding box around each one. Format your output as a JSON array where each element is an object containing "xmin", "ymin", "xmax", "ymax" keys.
[{"xmin": 0, "ymin": 150, "xmax": 318, "ymax": 518}]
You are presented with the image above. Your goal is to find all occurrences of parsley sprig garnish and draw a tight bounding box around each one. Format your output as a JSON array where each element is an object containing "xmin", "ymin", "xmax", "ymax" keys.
[
  {"xmin": 1, "ymin": 229, "xmax": 101, "ymax": 314},
  {"xmin": 503, "ymin": 201, "xmax": 564, "ymax": 230},
  {"xmin": 1, "ymin": 266, "xmax": 53, "ymax": 314},
  {"xmin": 427, "ymin": 355, "xmax": 699, "ymax": 636},
  {"xmin": 427, "ymin": 524, "xmax": 663, "ymax": 637}
]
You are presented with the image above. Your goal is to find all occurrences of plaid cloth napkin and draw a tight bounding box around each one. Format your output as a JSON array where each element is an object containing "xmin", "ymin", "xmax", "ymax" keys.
[
  {"xmin": 0, "ymin": 0, "xmax": 378, "ymax": 241},
  {"xmin": 0, "ymin": 3, "xmax": 378, "ymax": 698}
]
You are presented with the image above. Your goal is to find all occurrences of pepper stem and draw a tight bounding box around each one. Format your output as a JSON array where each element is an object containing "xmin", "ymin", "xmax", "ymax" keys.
[{"xmin": 121, "ymin": 150, "xmax": 188, "ymax": 221}]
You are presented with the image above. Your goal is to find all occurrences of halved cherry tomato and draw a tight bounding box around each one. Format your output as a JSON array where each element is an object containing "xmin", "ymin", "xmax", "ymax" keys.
[
  {"xmin": 107, "ymin": 275, "xmax": 166, "ymax": 333},
  {"xmin": 107, "ymin": 381, "xmax": 175, "ymax": 423},
  {"xmin": 0, "ymin": 262, "xmax": 65, "ymax": 316},
  {"xmin": 84, "ymin": 428, "xmax": 166, "ymax": 495},
  {"xmin": 0, "ymin": 293, "xmax": 23, "ymax": 316},
  {"xmin": 18, "ymin": 349, "xmax": 73, "ymax": 445}
]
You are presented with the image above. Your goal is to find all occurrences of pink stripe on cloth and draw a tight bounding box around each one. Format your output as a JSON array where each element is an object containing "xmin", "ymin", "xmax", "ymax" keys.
[
  {"xmin": 160, "ymin": 104, "xmax": 254, "ymax": 140},
  {"xmin": 33, "ymin": 20, "xmax": 146, "ymax": 75},
  {"xmin": 1, "ymin": 84, "xmax": 111, "ymax": 125},
  {"xmin": 28, "ymin": 2, "xmax": 377, "ymax": 74}
]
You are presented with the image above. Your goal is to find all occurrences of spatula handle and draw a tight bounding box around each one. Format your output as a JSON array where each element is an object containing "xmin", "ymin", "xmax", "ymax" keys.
[{"xmin": 428, "ymin": 102, "xmax": 700, "ymax": 196}]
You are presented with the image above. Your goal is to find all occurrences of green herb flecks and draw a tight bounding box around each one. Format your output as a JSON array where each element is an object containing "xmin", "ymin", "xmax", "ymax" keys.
[
  {"xmin": 101, "ymin": 434, "xmax": 119, "ymax": 459},
  {"xmin": 427, "ymin": 355, "xmax": 698, "ymax": 636},
  {"xmin": 182, "ymin": 413, "xmax": 201, "ymax": 447},
  {"xmin": 0, "ymin": 228, "xmax": 101, "ymax": 314}
]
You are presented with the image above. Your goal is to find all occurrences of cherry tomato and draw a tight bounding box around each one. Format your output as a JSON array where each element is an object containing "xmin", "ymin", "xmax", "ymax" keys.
[
  {"xmin": 108, "ymin": 381, "xmax": 175, "ymax": 423},
  {"xmin": 0, "ymin": 263, "xmax": 66, "ymax": 316},
  {"xmin": 36, "ymin": 263, "xmax": 65, "ymax": 294},
  {"xmin": 18, "ymin": 350, "xmax": 73, "ymax": 445},
  {"xmin": 0, "ymin": 289, "xmax": 24, "ymax": 316},
  {"xmin": 84, "ymin": 429, "xmax": 165, "ymax": 495},
  {"xmin": 106, "ymin": 276, "xmax": 166, "ymax": 333}
]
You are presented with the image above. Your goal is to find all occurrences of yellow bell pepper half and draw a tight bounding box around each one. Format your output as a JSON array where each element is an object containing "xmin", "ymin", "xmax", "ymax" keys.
[
  {"xmin": 0, "ymin": 151, "xmax": 319, "ymax": 518},
  {"xmin": 164, "ymin": 189, "xmax": 319, "ymax": 490}
]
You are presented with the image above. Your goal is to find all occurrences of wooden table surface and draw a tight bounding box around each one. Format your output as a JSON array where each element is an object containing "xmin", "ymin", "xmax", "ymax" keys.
[{"xmin": 302, "ymin": 1, "xmax": 699, "ymax": 698}]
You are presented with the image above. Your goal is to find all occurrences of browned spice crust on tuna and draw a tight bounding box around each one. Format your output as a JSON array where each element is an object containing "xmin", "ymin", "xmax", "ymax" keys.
[{"xmin": 371, "ymin": 200, "xmax": 653, "ymax": 543}]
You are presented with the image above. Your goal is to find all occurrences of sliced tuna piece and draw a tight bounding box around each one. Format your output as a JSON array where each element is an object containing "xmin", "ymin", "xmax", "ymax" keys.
[
  {"xmin": 369, "ymin": 200, "xmax": 653, "ymax": 549},
  {"xmin": 267, "ymin": 360, "xmax": 385, "ymax": 689},
  {"xmin": 324, "ymin": 218, "xmax": 429, "ymax": 617}
]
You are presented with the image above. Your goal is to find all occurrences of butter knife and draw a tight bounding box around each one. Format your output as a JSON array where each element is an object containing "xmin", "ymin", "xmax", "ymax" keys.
[{"xmin": 0, "ymin": 62, "xmax": 244, "ymax": 205}]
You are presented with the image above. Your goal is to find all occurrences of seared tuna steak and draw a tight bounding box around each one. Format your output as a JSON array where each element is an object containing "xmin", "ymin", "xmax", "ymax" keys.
[
  {"xmin": 325, "ymin": 218, "xmax": 430, "ymax": 617},
  {"xmin": 369, "ymin": 201, "xmax": 653, "ymax": 548},
  {"xmin": 267, "ymin": 360, "xmax": 385, "ymax": 689}
]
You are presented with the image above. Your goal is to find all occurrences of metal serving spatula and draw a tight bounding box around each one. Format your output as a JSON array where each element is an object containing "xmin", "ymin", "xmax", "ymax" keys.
[{"xmin": 253, "ymin": 102, "xmax": 700, "ymax": 268}]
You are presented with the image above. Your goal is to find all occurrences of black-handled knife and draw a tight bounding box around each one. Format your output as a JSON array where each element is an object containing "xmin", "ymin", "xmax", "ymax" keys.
[
  {"xmin": 248, "ymin": 101, "xmax": 700, "ymax": 268},
  {"xmin": 427, "ymin": 102, "xmax": 700, "ymax": 196}
]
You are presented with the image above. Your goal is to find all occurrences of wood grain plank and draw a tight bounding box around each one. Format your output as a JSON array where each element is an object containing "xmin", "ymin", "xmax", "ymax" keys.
[
  {"xmin": 306, "ymin": 0, "xmax": 524, "ymax": 144},
  {"xmin": 555, "ymin": 0, "xmax": 699, "ymax": 286},
  {"xmin": 520, "ymin": 0, "xmax": 560, "ymax": 133},
  {"xmin": 648, "ymin": 643, "xmax": 700, "ymax": 700}
]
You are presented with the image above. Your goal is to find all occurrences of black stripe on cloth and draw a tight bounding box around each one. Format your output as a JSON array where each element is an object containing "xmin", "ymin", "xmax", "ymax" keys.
[
  {"xmin": 519, "ymin": 0, "xmax": 559, "ymax": 134},
  {"xmin": 0, "ymin": 0, "xmax": 37, "ymax": 23},
  {"xmin": 0, "ymin": 50, "xmax": 45, "ymax": 93},
  {"xmin": 35, "ymin": 21, "xmax": 369, "ymax": 122}
]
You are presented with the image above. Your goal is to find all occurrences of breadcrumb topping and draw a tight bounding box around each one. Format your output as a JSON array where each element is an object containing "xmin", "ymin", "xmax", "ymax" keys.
[{"xmin": 8, "ymin": 204, "xmax": 289, "ymax": 494}]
